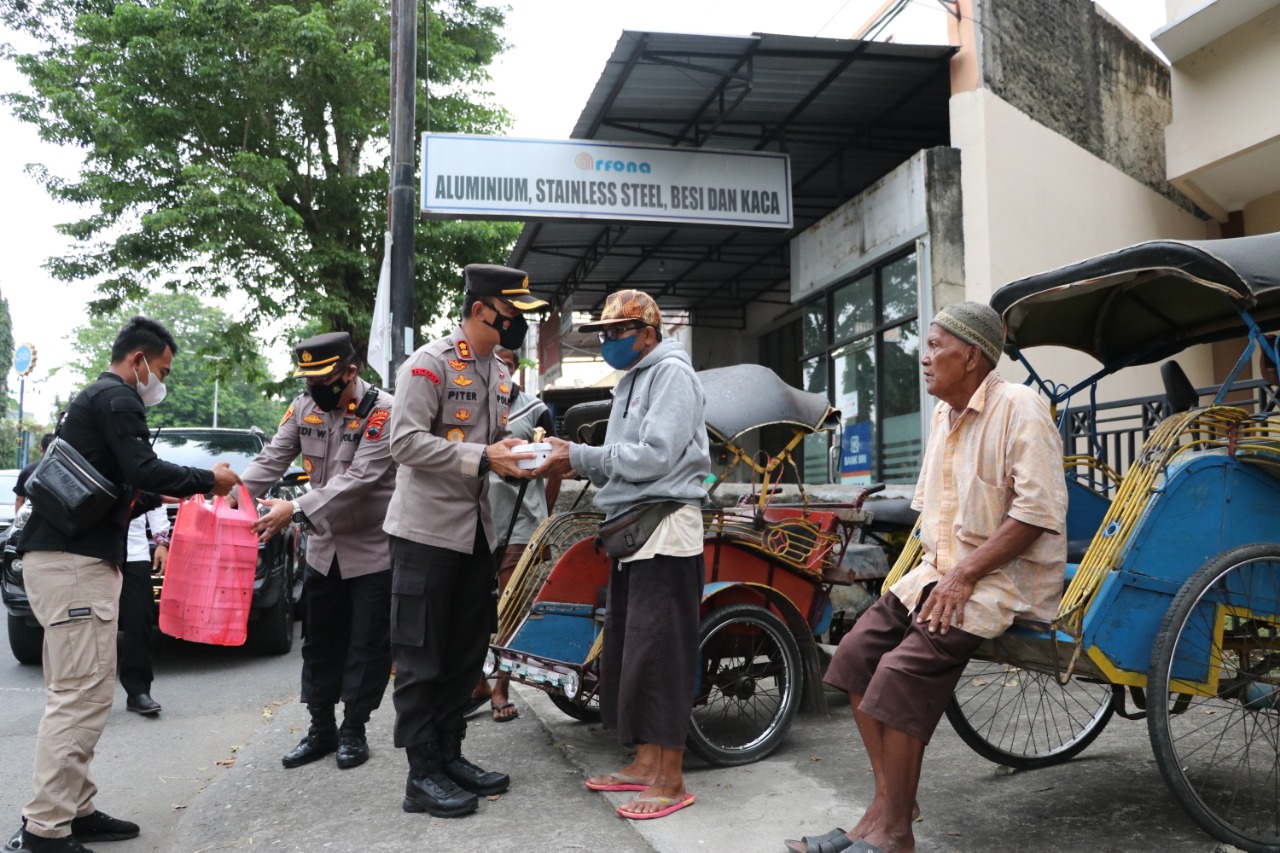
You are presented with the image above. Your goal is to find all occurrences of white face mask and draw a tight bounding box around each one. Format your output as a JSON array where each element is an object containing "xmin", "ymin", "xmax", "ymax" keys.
[{"xmin": 134, "ymin": 358, "xmax": 168, "ymax": 407}]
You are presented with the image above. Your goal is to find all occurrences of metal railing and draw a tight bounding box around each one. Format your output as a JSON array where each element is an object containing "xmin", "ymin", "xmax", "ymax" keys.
[{"xmin": 1060, "ymin": 378, "xmax": 1277, "ymax": 483}]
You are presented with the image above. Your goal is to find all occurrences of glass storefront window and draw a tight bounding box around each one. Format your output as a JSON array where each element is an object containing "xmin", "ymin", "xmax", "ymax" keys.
[
  {"xmin": 833, "ymin": 274, "xmax": 874, "ymax": 344},
  {"xmin": 799, "ymin": 249, "xmax": 921, "ymax": 485},
  {"xmin": 802, "ymin": 302, "xmax": 827, "ymax": 355}
]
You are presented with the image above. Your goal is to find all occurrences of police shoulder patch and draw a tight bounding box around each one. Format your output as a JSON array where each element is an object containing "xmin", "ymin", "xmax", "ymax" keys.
[
  {"xmin": 364, "ymin": 409, "xmax": 390, "ymax": 441},
  {"xmin": 279, "ymin": 404, "xmax": 295, "ymax": 428},
  {"xmin": 412, "ymin": 367, "xmax": 441, "ymax": 384}
]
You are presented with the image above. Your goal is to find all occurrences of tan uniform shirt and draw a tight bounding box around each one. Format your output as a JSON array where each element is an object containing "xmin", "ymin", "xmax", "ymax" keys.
[
  {"xmin": 382, "ymin": 327, "xmax": 512, "ymax": 553},
  {"xmin": 890, "ymin": 372, "xmax": 1067, "ymax": 638},
  {"xmin": 240, "ymin": 378, "xmax": 396, "ymax": 577}
]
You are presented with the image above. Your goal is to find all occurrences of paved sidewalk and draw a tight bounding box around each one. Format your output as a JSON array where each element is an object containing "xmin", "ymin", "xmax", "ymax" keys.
[{"xmin": 171, "ymin": 679, "xmax": 1239, "ymax": 853}]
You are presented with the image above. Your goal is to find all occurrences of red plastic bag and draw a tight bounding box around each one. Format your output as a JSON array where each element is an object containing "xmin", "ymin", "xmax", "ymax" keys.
[{"xmin": 158, "ymin": 485, "xmax": 259, "ymax": 646}]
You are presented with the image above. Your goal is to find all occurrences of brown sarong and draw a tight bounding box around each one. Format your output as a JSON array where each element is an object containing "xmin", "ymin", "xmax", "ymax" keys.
[
  {"xmin": 599, "ymin": 554, "xmax": 702, "ymax": 749},
  {"xmin": 825, "ymin": 588, "xmax": 983, "ymax": 744}
]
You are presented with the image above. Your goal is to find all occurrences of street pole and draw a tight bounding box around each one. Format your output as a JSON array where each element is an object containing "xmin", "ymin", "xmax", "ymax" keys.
[
  {"xmin": 15, "ymin": 376, "xmax": 24, "ymax": 468},
  {"xmin": 387, "ymin": 0, "xmax": 417, "ymax": 393},
  {"xmin": 203, "ymin": 354, "xmax": 225, "ymax": 428}
]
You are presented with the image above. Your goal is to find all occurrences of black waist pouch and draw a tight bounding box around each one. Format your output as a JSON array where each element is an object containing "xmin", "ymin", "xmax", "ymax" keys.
[
  {"xmin": 25, "ymin": 438, "xmax": 121, "ymax": 537},
  {"xmin": 596, "ymin": 501, "xmax": 684, "ymax": 560}
]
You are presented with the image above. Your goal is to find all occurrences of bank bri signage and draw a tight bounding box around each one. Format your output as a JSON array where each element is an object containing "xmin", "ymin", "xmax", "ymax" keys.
[{"xmin": 421, "ymin": 134, "xmax": 792, "ymax": 229}]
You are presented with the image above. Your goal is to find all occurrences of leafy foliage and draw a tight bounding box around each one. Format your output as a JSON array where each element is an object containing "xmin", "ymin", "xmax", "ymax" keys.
[
  {"xmin": 4, "ymin": 0, "xmax": 520, "ymax": 352},
  {"xmin": 64, "ymin": 290, "xmax": 286, "ymax": 432}
]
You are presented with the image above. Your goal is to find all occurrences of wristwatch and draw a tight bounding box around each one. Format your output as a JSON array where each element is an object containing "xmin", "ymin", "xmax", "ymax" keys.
[
  {"xmin": 290, "ymin": 501, "xmax": 307, "ymax": 525},
  {"xmin": 478, "ymin": 449, "xmax": 491, "ymax": 476}
]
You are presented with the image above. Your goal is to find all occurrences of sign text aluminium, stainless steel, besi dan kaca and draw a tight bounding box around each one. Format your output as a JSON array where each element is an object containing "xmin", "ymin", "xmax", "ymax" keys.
[{"xmin": 420, "ymin": 134, "xmax": 792, "ymax": 229}]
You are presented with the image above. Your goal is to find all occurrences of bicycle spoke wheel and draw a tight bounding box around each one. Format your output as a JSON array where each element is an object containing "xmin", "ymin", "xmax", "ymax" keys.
[
  {"xmin": 1149, "ymin": 543, "xmax": 1280, "ymax": 853},
  {"xmin": 687, "ymin": 603, "xmax": 802, "ymax": 767},
  {"xmin": 947, "ymin": 659, "xmax": 1116, "ymax": 770}
]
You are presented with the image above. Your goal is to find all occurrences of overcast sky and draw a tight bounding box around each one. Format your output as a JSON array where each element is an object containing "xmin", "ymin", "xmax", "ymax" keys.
[{"xmin": 0, "ymin": 0, "xmax": 1165, "ymax": 419}]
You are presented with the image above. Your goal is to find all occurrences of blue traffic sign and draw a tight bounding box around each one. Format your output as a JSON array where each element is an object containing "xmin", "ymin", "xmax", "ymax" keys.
[{"xmin": 13, "ymin": 344, "xmax": 34, "ymax": 375}]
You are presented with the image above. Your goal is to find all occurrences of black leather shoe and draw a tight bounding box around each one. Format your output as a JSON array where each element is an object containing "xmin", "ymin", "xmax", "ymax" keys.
[
  {"xmin": 125, "ymin": 694, "xmax": 161, "ymax": 715},
  {"xmin": 3, "ymin": 827, "xmax": 97, "ymax": 852},
  {"xmin": 69, "ymin": 811, "xmax": 138, "ymax": 842},
  {"xmin": 403, "ymin": 771, "xmax": 478, "ymax": 817},
  {"xmin": 443, "ymin": 755, "xmax": 509, "ymax": 795},
  {"xmin": 335, "ymin": 733, "xmax": 369, "ymax": 769},
  {"xmin": 281, "ymin": 728, "xmax": 338, "ymax": 768}
]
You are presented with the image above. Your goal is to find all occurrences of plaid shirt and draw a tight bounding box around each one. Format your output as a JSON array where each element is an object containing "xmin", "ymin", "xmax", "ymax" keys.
[{"xmin": 891, "ymin": 372, "xmax": 1067, "ymax": 639}]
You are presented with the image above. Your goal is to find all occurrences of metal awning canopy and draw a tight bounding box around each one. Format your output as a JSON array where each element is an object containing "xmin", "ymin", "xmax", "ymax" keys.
[{"xmin": 508, "ymin": 30, "xmax": 955, "ymax": 330}]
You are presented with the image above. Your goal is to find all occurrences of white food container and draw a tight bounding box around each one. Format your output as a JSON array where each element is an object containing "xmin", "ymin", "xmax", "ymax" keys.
[{"xmin": 513, "ymin": 442, "xmax": 552, "ymax": 470}]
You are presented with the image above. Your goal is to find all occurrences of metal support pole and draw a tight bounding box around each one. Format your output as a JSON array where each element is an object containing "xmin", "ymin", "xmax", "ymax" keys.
[
  {"xmin": 15, "ymin": 376, "xmax": 24, "ymax": 467},
  {"xmin": 387, "ymin": 0, "xmax": 418, "ymax": 392},
  {"xmin": 212, "ymin": 376, "xmax": 220, "ymax": 428}
]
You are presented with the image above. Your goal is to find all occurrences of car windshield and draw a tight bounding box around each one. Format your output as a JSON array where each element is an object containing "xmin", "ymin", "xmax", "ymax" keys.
[{"xmin": 151, "ymin": 431, "xmax": 263, "ymax": 470}]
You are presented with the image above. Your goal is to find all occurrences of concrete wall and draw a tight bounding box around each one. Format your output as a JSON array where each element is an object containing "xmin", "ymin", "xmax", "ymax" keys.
[
  {"xmin": 1246, "ymin": 189, "xmax": 1280, "ymax": 235},
  {"xmin": 976, "ymin": 0, "xmax": 1194, "ymax": 213},
  {"xmin": 790, "ymin": 147, "xmax": 964, "ymax": 319},
  {"xmin": 952, "ymin": 86, "xmax": 1213, "ymax": 396},
  {"xmin": 1164, "ymin": 3, "xmax": 1280, "ymax": 219}
]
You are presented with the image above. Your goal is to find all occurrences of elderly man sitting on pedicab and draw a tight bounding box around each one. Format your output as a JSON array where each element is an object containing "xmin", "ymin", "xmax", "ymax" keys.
[{"xmin": 786, "ymin": 301, "xmax": 1067, "ymax": 853}]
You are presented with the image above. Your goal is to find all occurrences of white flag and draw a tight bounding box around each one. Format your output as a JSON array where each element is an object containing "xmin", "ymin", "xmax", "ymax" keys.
[{"xmin": 368, "ymin": 231, "xmax": 393, "ymax": 386}]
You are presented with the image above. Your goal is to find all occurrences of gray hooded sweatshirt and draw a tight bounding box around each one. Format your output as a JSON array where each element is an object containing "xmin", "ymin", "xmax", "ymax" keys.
[{"xmin": 569, "ymin": 339, "xmax": 710, "ymax": 521}]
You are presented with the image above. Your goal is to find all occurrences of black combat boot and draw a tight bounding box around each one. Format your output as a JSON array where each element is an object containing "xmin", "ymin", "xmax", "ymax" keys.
[
  {"xmin": 335, "ymin": 710, "xmax": 370, "ymax": 770},
  {"xmin": 403, "ymin": 744, "xmax": 478, "ymax": 818},
  {"xmin": 441, "ymin": 729, "xmax": 509, "ymax": 796},
  {"xmin": 281, "ymin": 704, "xmax": 338, "ymax": 768}
]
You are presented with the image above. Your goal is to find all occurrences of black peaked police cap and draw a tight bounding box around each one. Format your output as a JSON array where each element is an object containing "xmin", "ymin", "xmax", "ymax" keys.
[
  {"xmin": 464, "ymin": 263, "xmax": 548, "ymax": 312},
  {"xmin": 293, "ymin": 331, "xmax": 357, "ymax": 378}
]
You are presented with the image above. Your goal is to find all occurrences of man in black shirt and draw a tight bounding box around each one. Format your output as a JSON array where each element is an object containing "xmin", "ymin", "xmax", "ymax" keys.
[{"xmin": 4, "ymin": 317, "xmax": 240, "ymax": 853}]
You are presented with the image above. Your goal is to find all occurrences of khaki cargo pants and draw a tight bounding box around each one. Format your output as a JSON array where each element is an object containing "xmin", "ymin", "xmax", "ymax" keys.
[{"xmin": 21, "ymin": 551, "xmax": 121, "ymax": 839}]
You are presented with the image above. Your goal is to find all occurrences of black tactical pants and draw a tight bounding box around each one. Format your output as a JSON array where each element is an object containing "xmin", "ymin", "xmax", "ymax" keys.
[
  {"xmin": 299, "ymin": 559, "xmax": 392, "ymax": 719},
  {"xmin": 389, "ymin": 527, "xmax": 495, "ymax": 749},
  {"xmin": 117, "ymin": 560, "xmax": 155, "ymax": 698}
]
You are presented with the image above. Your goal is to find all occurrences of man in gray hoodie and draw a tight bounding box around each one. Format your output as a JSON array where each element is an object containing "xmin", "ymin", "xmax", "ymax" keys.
[{"xmin": 538, "ymin": 289, "xmax": 709, "ymax": 821}]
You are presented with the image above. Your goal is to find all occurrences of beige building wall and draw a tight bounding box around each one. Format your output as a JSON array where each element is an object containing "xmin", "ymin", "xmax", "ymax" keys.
[
  {"xmin": 1163, "ymin": 3, "xmax": 1280, "ymax": 222},
  {"xmin": 951, "ymin": 86, "xmax": 1213, "ymax": 398}
]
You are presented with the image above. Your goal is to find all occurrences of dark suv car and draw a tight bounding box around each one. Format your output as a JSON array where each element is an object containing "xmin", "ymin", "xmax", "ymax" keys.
[{"xmin": 2, "ymin": 427, "xmax": 306, "ymax": 664}]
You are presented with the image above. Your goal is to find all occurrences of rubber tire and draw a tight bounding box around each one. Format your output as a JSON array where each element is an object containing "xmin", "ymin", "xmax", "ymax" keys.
[
  {"xmin": 549, "ymin": 692, "xmax": 602, "ymax": 724},
  {"xmin": 7, "ymin": 614, "xmax": 43, "ymax": 665},
  {"xmin": 686, "ymin": 602, "xmax": 803, "ymax": 767},
  {"xmin": 1148, "ymin": 542, "xmax": 1280, "ymax": 853},
  {"xmin": 246, "ymin": 586, "xmax": 294, "ymax": 655},
  {"xmin": 946, "ymin": 659, "xmax": 1116, "ymax": 771}
]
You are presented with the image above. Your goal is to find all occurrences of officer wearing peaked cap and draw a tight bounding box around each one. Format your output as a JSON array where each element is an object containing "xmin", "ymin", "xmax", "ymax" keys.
[
  {"xmin": 383, "ymin": 263, "xmax": 547, "ymax": 818},
  {"xmin": 238, "ymin": 331, "xmax": 397, "ymax": 773}
]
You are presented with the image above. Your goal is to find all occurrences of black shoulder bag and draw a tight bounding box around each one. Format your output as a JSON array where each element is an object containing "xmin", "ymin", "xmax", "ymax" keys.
[
  {"xmin": 25, "ymin": 416, "xmax": 122, "ymax": 537},
  {"xmin": 596, "ymin": 501, "xmax": 684, "ymax": 560}
]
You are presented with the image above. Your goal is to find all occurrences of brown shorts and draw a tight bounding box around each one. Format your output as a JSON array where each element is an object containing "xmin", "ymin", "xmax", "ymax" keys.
[{"xmin": 824, "ymin": 589, "xmax": 983, "ymax": 744}]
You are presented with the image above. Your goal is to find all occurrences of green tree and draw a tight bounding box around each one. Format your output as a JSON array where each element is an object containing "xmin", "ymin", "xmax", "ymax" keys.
[
  {"xmin": 4, "ymin": 0, "xmax": 519, "ymax": 354},
  {"xmin": 64, "ymin": 291, "xmax": 285, "ymax": 431},
  {"xmin": 0, "ymin": 290, "xmax": 16, "ymax": 465}
]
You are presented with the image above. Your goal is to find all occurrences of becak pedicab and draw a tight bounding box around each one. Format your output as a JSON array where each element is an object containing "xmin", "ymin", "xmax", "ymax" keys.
[
  {"xmin": 487, "ymin": 363, "xmax": 891, "ymax": 766},
  {"xmin": 885, "ymin": 233, "xmax": 1280, "ymax": 852}
]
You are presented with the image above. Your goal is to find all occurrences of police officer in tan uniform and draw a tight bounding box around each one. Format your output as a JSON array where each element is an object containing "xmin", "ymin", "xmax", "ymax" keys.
[
  {"xmin": 239, "ymin": 332, "xmax": 396, "ymax": 772},
  {"xmin": 384, "ymin": 264, "xmax": 545, "ymax": 818}
]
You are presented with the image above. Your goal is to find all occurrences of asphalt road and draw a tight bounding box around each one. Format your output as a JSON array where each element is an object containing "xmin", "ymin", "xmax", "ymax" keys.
[{"xmin": 0, "ymin": 623, "xmax": 302, "ymax": 852}]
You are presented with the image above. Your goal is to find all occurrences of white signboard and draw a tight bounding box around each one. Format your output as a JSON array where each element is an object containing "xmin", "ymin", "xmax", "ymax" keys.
[{"xmin": 421, "ymin": 134, "xmax": 792, "ymax": 229}]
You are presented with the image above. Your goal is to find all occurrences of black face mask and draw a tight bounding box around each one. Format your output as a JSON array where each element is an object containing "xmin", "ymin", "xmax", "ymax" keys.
[
  {"xmin": 484, "ymin": 306, "xmax": 528, "ymax": 350},
  {"xmin": 309, "ymin": 373, "xmax": 350, "ymax": 412}
]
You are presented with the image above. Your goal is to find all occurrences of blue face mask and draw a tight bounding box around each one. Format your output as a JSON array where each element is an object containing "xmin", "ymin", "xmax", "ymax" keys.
[{"xmin": 600, "ymin": 335, "xmax": 643, "ymax": 370}]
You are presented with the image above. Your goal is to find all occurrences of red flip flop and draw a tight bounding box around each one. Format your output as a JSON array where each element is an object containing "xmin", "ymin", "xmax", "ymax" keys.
[
  {"xmin": 585, "ymin": 771, "xmax": 648, "ymax": 792},
  {"xmin": 616, "ymin": 792, "xmax": 696, "ymax": 820}
]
